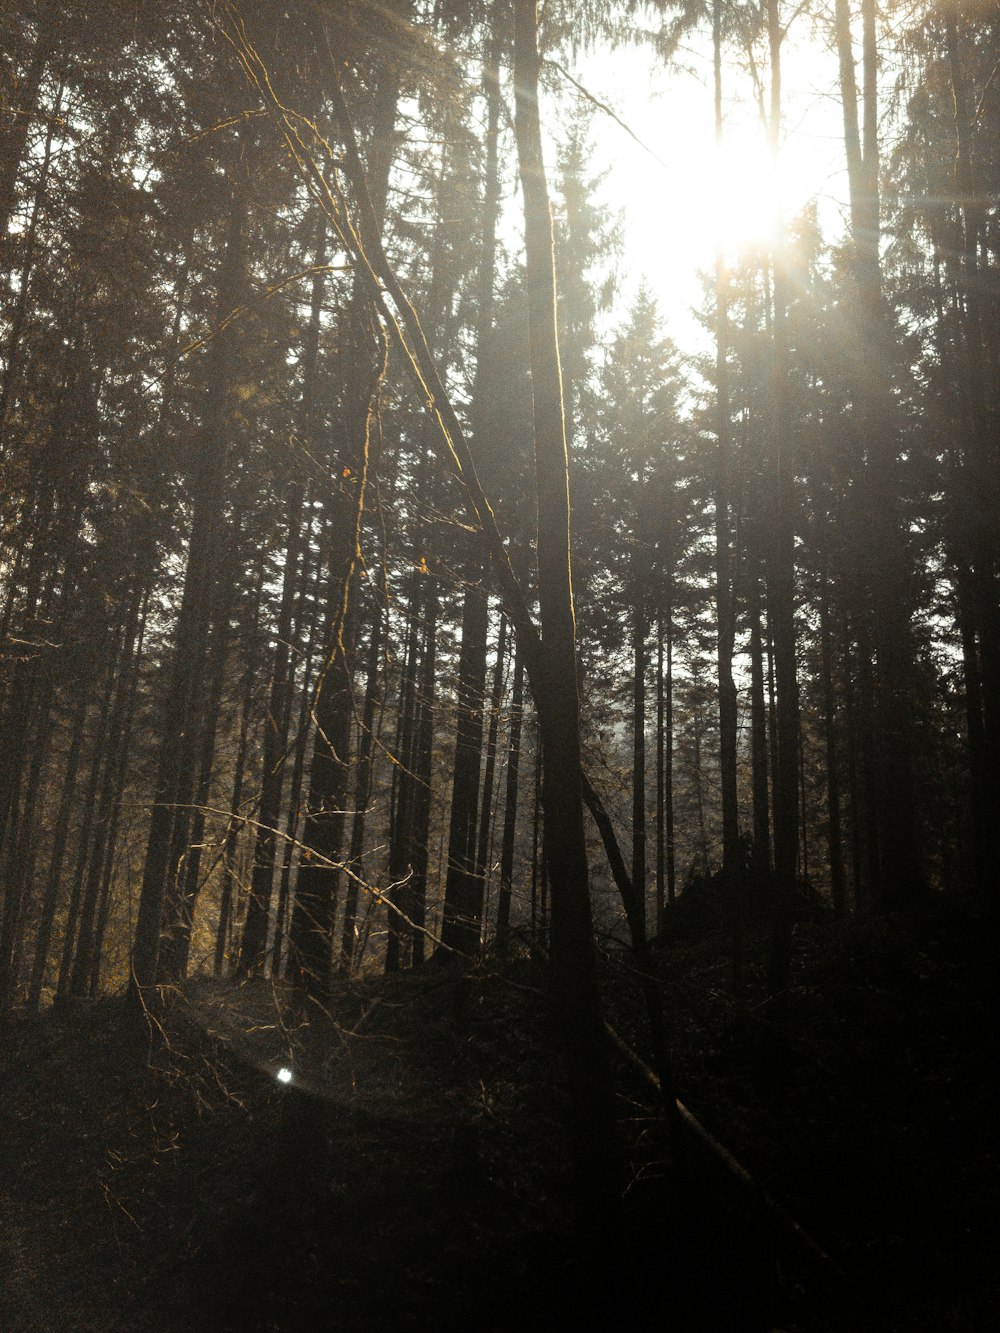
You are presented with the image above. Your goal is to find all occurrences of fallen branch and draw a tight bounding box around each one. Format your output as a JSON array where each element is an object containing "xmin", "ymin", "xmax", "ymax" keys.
[{"xmin": 604, "ymin": 1021, "xmax": 846, "ymax": 1280}]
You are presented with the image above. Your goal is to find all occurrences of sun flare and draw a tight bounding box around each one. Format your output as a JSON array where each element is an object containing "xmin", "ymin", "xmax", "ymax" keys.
[
  {"xmin": 705, "ymin": 135, "xmax": 783, "ymax": 259},
  {"xmin": 579, "ymin": 36, "xmax": 844, "ymax": 329}
]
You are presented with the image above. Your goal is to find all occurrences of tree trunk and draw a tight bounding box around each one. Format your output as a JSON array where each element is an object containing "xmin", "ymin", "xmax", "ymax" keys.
[
  {"xmin": 655, "ymin": 607, "xmax": 666, "ymax": 933},
  {"xmin": 127, "ymin": 184, "xmax": 246, "ymax": 1029},
  {"xmin": 288, "ymin": 309, "xmax": 387, "ymax": 1005},
  {"xmin": 287, "ymin": 58, "xmax": 399, "ymax": 1002},
  {"xmin": 215, "ymin": 665, "xmax": 254, "ymax": 977},
  {"xmin": 238, "ymin": 218, "xmax": 327, "ymax": 976},
  {"xmin": 665, "ymin": 604, "xmax": 676, "ymax": 908},
  {"xmin": 513, "ymin": 0, "xmax": 618, "ymax": 1219},
  {"xmin": 713, "ymin": 0, "xmax": 742, "ymax": 979},
  {"xmin": 749, "ymin": 568, "xmax": 771, "ymax": 884},
  {"xmin": 25, "ymin": 683, "xmax": 87, "ymax": 1011},
  {"xmin": 495, "ymin": 633, "xmax": 524, "ymax": 951},
  {"xmin": 0, "ymin": 78, "xmax": 63, "ymax": 454},
  {"xmin": 631, "ymin": 559, "xmax": 647, "ymax": 944},
  {"xmin": 384, "ymin": 573, "xmax": 423, "ymax": 973},
  {"xmin": 944, "ymin": 4, "xmax": 1000, "ymax": 891},
  {"xmin": 0, "ymin": 0, "xmax": 55, "ymax": 252},
  {"xmin": 66, "ymin": 585, "xmax": 148, "ymax": 997},
  {"xmin": 270, "ymin": 517, "xmax": 326, "ymax": 978},
  {"xmin": 158, "ymin": 539, "xmax": 245, "ymax": 983},
  {"xmin": 0, "ymin": 696, "xmax": 54, "ymax": 1009},
  {"xmin": 438, "ymin": 31, "xmax": 503, "ymax": 957},
  {"xmin": 530, "ymin": 731, "xmax": 541, "ymax": 948},
  {"xmin": 341, "ymin": 598, "xmax": 383, "ymax": 972},
  {"xmin": 955, "ymin": 559, "xmax": 989, "ymax": 894},
  {"xmin": 819, "ymin": 569, "xmax": 845, "ymax": 913},
  {"xmin": 440, "ymin": 575, "xmax": 489, "ymax": 953},
  {"xmin": 476, "ymin": 611, "xmax": 508, "ymax": 895},
  {"xmin": 407, "ymin": 576, "xmax": 439, "ymax": 968},
  {"xmin": 765, "ymin": 0, "xmax": 800, "ymax": 1000},
  {"xmin": 835, "ymin": 0, "xmax": 922, "ymax": 904}
]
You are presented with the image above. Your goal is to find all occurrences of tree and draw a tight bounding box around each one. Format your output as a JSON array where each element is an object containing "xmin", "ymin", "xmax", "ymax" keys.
[{"xmin": 512, "ymin": 0, "xmax": 618, "ymax": 1215}]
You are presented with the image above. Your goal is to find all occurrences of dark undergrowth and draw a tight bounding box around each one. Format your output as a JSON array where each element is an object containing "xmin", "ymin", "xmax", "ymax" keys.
[{"xmin": 1, "ymin": 898, "xmax": 996, "ymax": 1331}]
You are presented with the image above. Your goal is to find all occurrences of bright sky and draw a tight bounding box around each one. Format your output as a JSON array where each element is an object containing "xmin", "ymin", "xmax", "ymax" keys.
[{"xmin": 561, "ymin": 17, "xmax": 854, "ymax": 346}]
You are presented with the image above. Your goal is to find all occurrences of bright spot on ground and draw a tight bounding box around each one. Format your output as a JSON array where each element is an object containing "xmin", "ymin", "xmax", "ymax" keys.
[{"xmin": 276, "ymin": 1067, "xmax": 293, "ymax": 1084}]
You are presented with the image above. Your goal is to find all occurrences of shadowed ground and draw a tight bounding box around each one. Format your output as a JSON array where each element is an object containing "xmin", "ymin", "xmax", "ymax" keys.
[{"xmin": 1, "ymin": 904, "xmax": 996, "ymax": 1330}]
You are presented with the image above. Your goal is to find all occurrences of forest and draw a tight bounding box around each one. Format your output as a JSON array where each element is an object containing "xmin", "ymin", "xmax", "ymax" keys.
[{"xmin": 0, "ymin": 0, "xmax": 997, "ymax": 1329}]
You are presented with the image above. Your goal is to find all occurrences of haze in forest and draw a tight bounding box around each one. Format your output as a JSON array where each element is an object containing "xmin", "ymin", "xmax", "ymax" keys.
[{"xmin": 1, "ymin": 2, "xmax": 997, "ymax": 1329}]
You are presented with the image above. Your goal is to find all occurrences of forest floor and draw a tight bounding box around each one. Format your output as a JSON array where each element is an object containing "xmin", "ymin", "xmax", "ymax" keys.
[{"xmin": 0, "ymin": 897, "xmax": 996, "ymax": 1331}]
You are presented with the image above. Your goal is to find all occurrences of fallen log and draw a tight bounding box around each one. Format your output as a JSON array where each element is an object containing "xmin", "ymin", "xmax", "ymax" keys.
[{"xmin": 604, "ymin": 1020, "xmax": 846, "ymax": 1280}]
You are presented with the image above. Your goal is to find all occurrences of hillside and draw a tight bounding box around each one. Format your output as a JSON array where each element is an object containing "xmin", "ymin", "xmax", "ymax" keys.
[{"xmin": 2, "ymin": 903, "xmax": 995, "ymax": 1331}]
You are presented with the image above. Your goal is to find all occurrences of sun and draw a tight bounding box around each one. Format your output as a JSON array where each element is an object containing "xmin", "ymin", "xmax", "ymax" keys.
[
  {"xmin": 574, "ymin": 32, "xmax": 845, "ymax": 335},
  {"xmin": 586, "ymin": 100, "xmax": 785, "ymax": 328},
  {"xmin": 704, "ymin": 131, "xmax": 783, "ymax": 260}
]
